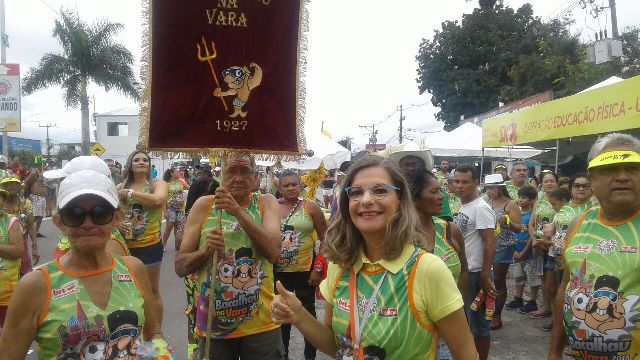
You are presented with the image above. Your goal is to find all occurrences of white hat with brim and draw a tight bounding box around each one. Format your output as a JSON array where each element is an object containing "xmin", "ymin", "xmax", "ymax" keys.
[
  {"xmin": 214, "ymin": 167, "xmax": 221, "ymax": 171},
  {"xmin": 482, "ymin": 173, "xmax": 506, "ymax": 186},
  {"xmin": 57, "ymin": 170, "xmax": 119, "ymax": 209},
  {"xmin": 388, "ymin": 142, "xmax": 434, "ymax": 171},
  {"xmin": 44, "ymin": 156, "xmax": 110, "ymax": 180}
]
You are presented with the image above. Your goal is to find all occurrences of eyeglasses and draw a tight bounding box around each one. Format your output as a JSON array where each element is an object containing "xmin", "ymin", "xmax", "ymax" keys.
[
  {"xmin": 572, "ymin": 183, "xmax": 591, "ymax": 190},
  {"xmin": 592, "ymin": 289, "xmax": 618, "ymax": 303},
  {"xmin": 109, "ymin": 326, "xmax": 138, "ymax": 341},
  {"xmin": 59, "ymin": 205, "xmax": 116, "ymax": 227},
  {"xmin": 343, "ymin": 184, "xmax": 400, "ymax": 201},
  {"xmin": 225, "ymin": 170, "xmax": 254, "ymax": 179}
]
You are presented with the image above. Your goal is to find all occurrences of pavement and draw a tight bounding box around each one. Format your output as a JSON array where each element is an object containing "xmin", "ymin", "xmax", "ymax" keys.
[{"xmin": 27, "ymin": 219, "xmax": 557, "ymax": 359}]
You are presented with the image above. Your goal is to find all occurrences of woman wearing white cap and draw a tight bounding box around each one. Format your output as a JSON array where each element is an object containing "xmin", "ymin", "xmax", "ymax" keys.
[
  {"xmin": 483, "ymin": 173, "xmax": 521, "ymax": 330},
  {"xmin": 117, "ymin": 150, "xmax": 168, "ymax": 325},
  {"xmin": 43, "ymin": 156, "xmax": 130, "ymax": 260},
  {"xmin": 0, "ymin": 169, "xmax": 163, "ymax": 359}
]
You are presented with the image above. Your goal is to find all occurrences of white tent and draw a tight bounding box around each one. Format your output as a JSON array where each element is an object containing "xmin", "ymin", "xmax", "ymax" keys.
[
  {"xmin": 414, "ymin": 122, "xmax": 543, "ymax": 158},
  {"xmin": 281, "ymin": 132, "xmax": 351, "ymax": 170}
]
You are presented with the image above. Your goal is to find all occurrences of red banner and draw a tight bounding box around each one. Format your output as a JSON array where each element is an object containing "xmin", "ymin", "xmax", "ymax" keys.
[{"xmin": 140, "ymin": 0, "xmax": 306, "ymax": 155}]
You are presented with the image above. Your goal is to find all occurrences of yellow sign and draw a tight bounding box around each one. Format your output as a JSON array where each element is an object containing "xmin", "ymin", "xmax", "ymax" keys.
[
  {"xmin": 90, "ymin": 143, "xmax": 106, "ymax": 157},
  {"xmin": 482, "ymin": 75, "xmax": 640, "ymax": 147}
]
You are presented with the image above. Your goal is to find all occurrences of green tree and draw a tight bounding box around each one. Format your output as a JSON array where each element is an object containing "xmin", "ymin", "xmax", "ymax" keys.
[
  {"xmin": 620, "ymin": 26, "xmax": 640, "ymax": 78},
  {"xmin": 22, "ymin": 10, "xmax": 138, "ymax": 155},
  {"xmin": 54, "ymin": 147, "xmax": 80, "ymax": 167},
  {"xmin": 416, "ymin": 4, "xmax": 597, "ymax": 129}
]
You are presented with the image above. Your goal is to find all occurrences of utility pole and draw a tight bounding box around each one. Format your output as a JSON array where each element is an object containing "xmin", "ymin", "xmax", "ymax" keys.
[
  {"xmin": 39, "ymin": 123, "xmax": 55, "ymax": 164},
  {"xmin": 0, "ymin": 0, "xmax": 8, "ymax": 158},
  {"xmin": 398, "ymin": 105, "xmax": 404, "ymax": 144},
  {"xmin": 609, "ymin": 0, "xmax": 619, "ymax": 38},
  {"xmin": 359, "ymin": 124, "xmax": 378, "ymax": 148}
]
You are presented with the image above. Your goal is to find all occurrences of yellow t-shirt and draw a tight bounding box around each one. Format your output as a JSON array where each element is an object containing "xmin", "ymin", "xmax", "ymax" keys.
[{"xmin": 320, "ymin": 244, "xmax": 463, "ymax": 325}]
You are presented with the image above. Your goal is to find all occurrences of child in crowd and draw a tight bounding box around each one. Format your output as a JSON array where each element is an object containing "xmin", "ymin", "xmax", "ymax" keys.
[{"xmin": 505, "ymin": 186, "xmax": 541, "ymax": 314}]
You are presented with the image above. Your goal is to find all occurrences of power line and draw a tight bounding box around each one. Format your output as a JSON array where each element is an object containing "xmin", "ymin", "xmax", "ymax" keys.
[{"xmin": 38, "ymin": 0, "xmax": 60, "ymax": 16}]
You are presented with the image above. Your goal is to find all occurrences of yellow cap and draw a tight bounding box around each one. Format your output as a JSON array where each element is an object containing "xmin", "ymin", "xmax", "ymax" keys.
[
  {"xmin": 0, "ymin": 177, "xmax": 21, "ymax": 185},
  {"xmin": 588, "ymin": 150, "xmax": 640, "ymax": 169}
]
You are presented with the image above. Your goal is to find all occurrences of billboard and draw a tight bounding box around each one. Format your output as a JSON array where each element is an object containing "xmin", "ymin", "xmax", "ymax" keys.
[
  {"xmin": 0, "ymin": 64, "xmax": 20, "ymax": 132},
  {"xmin": 482, "ymin": 75, "xmax": 640, "ymax": 147}
]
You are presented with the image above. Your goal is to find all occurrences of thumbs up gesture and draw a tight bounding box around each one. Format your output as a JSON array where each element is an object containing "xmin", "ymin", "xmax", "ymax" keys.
[{"xmin": 271, "ymin": 280, "xmax": 303, "ymax": 325}]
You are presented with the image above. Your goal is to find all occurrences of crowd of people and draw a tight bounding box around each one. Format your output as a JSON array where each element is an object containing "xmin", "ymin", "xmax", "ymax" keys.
[{"xmin": 0, "ymin": 133, "xmax": 638, "ymax": 359}]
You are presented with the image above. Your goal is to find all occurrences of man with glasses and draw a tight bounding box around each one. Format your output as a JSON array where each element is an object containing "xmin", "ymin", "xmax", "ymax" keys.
[
  {"xmin": 549, "ymin": 133, "xmax": 640, "ymax": 359},
  {"xmin": 176, "ymin": 154, "xmax": 283, "ymax": 360},
  {"xmin": 453, "ymin": 164, "xmax": 496, "ymax": 360}
]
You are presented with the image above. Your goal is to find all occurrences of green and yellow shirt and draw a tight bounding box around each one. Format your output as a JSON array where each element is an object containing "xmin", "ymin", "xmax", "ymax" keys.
[
  {"xmin": 122, "ymin": 184, "xmax": 162, "ymax": 249},
  {"xmin": 34, "ymin": 255, "xmax": 145, "ymax": 359},
  {"xmin": 277, "ymin": 200, "xmax": 315, "ymax": 273},
  {"xmin": 320, "ymin": 245, "xmax": 463, "ymax": 359},
  {"xmin": 0, "ymin": 214, "xmax": 20, "ymax": 306},
  {"xmin": 195, "ymin": 193, "xmax": 278, "ymax": 339},
  {"xmin": 562, "ymin": 208, "xmax": 640, "ymax": 359},
  {"xmin": 433, "ymin": 218, "xmax": 461, "ymax": 281}
]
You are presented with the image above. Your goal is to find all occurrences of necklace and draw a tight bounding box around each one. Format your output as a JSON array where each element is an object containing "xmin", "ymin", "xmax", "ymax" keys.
[{"xmin": 281, "ymin": 198, "xmax": 302, "ymax": 232}]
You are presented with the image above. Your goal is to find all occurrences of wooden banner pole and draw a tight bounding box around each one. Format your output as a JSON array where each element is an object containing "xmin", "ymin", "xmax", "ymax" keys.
[{"xmin": 204, "ymin": 155, "xmax": 224, "ymax": 360}]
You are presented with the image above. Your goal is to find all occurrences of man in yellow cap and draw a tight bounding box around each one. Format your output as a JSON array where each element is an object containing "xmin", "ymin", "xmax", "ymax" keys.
[
  {"xmin": 0, "ymin": 177, "xmax": 36, "ymax": 276},
  {"xmin": 549, "ymin": 133, "xmax": 640, "ymax": 360}
]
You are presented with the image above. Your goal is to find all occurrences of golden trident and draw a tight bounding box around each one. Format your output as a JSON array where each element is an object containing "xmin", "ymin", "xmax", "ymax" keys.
[{"xmin": 197, "ymin": 36, "xmax": 229, "ymax": 111}]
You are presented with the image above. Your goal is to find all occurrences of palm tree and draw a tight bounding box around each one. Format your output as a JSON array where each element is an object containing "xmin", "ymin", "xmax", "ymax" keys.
[{"xmin": 23, "ymin": 10, "xmax": 138, "ymax": 155}]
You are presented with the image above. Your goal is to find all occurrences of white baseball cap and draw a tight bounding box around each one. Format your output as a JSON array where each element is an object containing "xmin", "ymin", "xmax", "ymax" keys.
[
  {"xmin": 44, "ymin": 156, "xmax": 110, "ymax": 180},
  {"xmin": 57, "ymin": 170, "xmax": 119, "ymax": 209},
  {"xmin": 214, "ymin": 166, "xmax": 221, "ymax": 171},
  {"xmin": 0, "ymin": 155, "xmax": 7, "ymax": 163},
  {"xmin": 482, "ymin": 173, "xmax": 507, "ymax": 186}
]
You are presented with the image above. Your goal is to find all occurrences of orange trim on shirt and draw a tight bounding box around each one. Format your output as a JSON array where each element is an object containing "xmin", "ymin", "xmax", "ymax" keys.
[
  {"xmin": 597, "ymin": 207, "xmax": 640, "ymax": 226},
  {"xmin": 441, "ymin": 222, "xmax": 457, "ymax": 255},
  {"xmin": 563, "ymin": 211, "xmax": 590, "ymax": 254},
  {"xmin": 37, "ymin": 267, "xmax": 51, "ymax": 327},
  {"xmin": 200, "ymin": 196, "xmax": 215, "ymax": 234},
  {"xmin": 54, "ymin": 255, "xmax": 116, "ymax": 278},
  {"xmin": 122, "ymin": 256, "xmax": 145, "ymax": 298},
  {"xmin": 360, "ymin": 266, "xmax": 387, "ymax": 276},
  {"xmin": 407, "ymin": 252, "xmax": 435, "ymax": 332}
]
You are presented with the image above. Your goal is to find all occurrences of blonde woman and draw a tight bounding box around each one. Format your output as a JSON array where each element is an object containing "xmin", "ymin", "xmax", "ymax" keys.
[
  {"xmin": 117, "ymin": 151, "xmax": 168, "ymax": 325},
  {"xmin": 271, "ymin": 156, "xmax": 477, "ymax": 359}
]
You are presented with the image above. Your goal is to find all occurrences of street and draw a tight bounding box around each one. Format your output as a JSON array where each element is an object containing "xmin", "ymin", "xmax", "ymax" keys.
[{"xmin": 28, "ymin": 219, "xmax": 554, "ymax": 359}]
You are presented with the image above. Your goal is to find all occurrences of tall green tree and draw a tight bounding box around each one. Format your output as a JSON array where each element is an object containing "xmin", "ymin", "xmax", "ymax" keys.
[
  {"xmin": 23, "ymin": 10, "xmax": 138, "ymax": 155},
  {"xmin": 416, "ymin": 4, "xmax": 601, "ymax": 129}
]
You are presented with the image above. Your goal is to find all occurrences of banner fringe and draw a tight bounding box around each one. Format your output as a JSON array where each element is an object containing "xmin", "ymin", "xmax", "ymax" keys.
[{"xmin": 138, "ymin": 0, "xmax": 309, "ymax": 161}]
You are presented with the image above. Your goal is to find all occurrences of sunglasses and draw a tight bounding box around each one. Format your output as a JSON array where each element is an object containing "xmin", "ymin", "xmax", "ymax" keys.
[
  {"xmin": 344, "ymin": 184, "xmax": 400, "ymax": 201},
  {"xmin": 59, "ymin": 204, "xmax": 116, "ymax": 227},
  {"xmin": 109, "ymin": 326, "xmax": 138, "ymax": 341},
  {"xmin": 592, "ymin": 289, "xmax": 618, "ymax": 303}
]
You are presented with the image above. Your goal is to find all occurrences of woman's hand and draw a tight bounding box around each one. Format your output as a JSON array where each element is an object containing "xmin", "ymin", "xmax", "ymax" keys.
[
  {"xmin": 118, "ymin": 189, "xmax": 129, "ymax": 201},
  {"xmin": 272, "ymin": 281, "xmax": 303, "ymax": 325}
]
